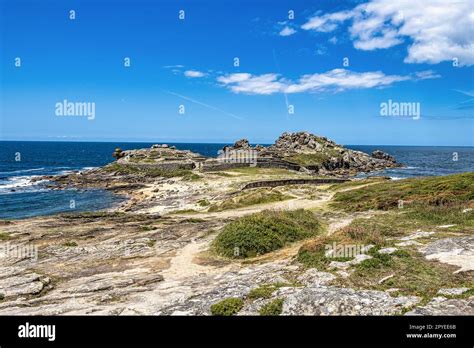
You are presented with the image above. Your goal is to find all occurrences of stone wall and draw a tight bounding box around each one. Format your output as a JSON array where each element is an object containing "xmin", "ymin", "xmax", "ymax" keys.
[{"xmin": 241, "ymin": 178, "xmax": 349, "ymax": 190}]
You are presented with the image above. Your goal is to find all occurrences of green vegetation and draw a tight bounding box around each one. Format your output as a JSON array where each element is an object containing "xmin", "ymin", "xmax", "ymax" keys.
[
  {"xmin": 259, "ymin": 298, "xmax": 284, "ymax": 316},
  {"xmin": 0, "ymin": 232, "xmax": 11, "ymax": 240},
  {"xmin": 248, "ymin": 283, "xmax": 292, "ymax": 300},
  {"xmin": 182, "ymin": 217, "xmax": 205, "ymax": 223},
  {"xmin": 208, "ymin": 189, "xmax": 292, "ymax": 212},
  {"xmin": 63, "ymin": 241, "xmax": 78, "ymax": 247},
  {"xmin": 297, "ymin": 237, "xmax": 334, "ymax": 270},
  {"xmin": 181, "ymin": 172, "xmax": 202, "ymax": 181},
  {"xmin": 296, "ymin": 232, "xmax": 359, "ymax": 270},
  {"xmin": 146, "ymin": 239, "xmax": 156, "ymax": 247},
  {"xmin": 210, "ymin": 298, "xmax": 244, "ymax": 316},
  {"xmin": 170, "ymin": 209, "xmax": 199, "ymax": 215},
  {"xmin": 331, "ymin": 173, "xmax": 474, "ymax": 212},
  {"xmin": 286, "ymin": 153, "xmax": 332, "ymax": 166},
  {"xmin": 60, "ymin": 211, "xmax": 126, "ymax": 219},
  {"xmin": 327, "ymin": 177, "xmax": 388, "ymax": 191},
  {"xmin": 338, "ymin": 248, "xmax": 473, "ymax": 299},
  {"xmin": 104, "ymin": 162, "xmax": 196, "ymax": 179},
  {"xmin": 213, "ymin": 209, "xmax": 324, "ymax": 259},
  {"xmin": 197, "ymin": 199, "xmax": 210, "ymax": 207},
  {"xmin": 356, "ymin": 248, "xmax": 392, "ymax": 270}
]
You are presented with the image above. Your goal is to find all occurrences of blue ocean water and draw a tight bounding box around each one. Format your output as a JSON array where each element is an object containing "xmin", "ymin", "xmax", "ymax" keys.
[{"xmin": 0, "ymin": 141, "xmax": 472, "ymax": 219}]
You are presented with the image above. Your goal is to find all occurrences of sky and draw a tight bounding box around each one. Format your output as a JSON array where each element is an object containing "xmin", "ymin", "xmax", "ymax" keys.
[{"xmin": 1, "ymin": 0, "xmax": 473, "ymax": 145}]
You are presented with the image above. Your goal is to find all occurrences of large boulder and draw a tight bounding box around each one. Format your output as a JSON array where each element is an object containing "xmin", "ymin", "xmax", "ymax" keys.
[{"xmin": 372, "ymin": 150, "xmax": 396, "ymax": 163}]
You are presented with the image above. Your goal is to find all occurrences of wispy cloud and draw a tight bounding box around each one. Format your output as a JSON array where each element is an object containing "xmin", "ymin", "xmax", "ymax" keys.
[
  {"xmin": 279, "ymin": 26, "xmax": 296, "ymax": 36},
  {"xmin": 163, "ymin": 90, "xmax": 242, "ymax": 120},
  {"xmin": 453, "ymin": 89, "xmax": 474, "ymax": 110},
  {"xmin": 163, "ymin": 65, "xmax": 184, "ymax": 69},
  {"xmin": 217, "ymin": 68, "xmax": 440, "ymax": 95},
  {"xmin": 184, "ymin": 70, "xmax": 206, "ymax": 78},
  {"xmin": 301, "ymin": 0, "xmax": 474, "ymax": 66}
]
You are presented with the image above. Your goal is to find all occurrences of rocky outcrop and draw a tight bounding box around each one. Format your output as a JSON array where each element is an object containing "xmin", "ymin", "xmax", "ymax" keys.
[
  {"xmin": 242, "ymin": 131, "xmax": 401, "ymax": 175},
  {"xmin": 420, "ymin": 237, "xmax": 474, "ymax": 273},
  {"xmin": 406, "ymin": 297, "xmax": 474, "ymax": 315},
  {"xmin": 371, "ymin": 150, "xmax": 396, "ymax": 162},
  {"xmin": 106, "ymin": 132, "xmax": 401, "ymax": 177},
  {"xmin": 112, "ymin": 148, "xmax": 125, "ymax": 160}
]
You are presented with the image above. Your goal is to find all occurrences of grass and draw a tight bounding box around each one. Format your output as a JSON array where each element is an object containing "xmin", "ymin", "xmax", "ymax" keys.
[
  {"xmin": 60, "ymin": 211, "xmax": 126, "ymax": 219},
  {"xmin": 208, "ymin": 189, "xmax": 293, "ymax": 212},
  {"xmin": 259, "ymin": 298, "xmax": 284, "ymax": 316},
  {"xmin": 327, "ymin": 177, "xmax": 388, "ymax": 191},
  {"xmin": 170, "ymin": 209, "xmax": 199, "ymax": 215},
  {"xmin": 63, "ymin": 241, "xmax": 78, "ymax": 247},
  {"xmin": 297, "ymin": 236, "xmax": 334, "ymax": 270},
  {"xmin": 0, "ymin": 232, "xmax": 11, "ymax": 240},
  {"xmin": 285, "ymin": 153, "xmax": 332, "ymax": 166},
  {"xmin": 356, "ymin": 247, "xmax": 392, "ymax": 270},
  {"xmin": 331, "ymin": 173, "xmax": 474, "ymax": 212},
  {"xmin": 247, "ymin": 283, "xmax": 293, "ymax": 300},
  {"xmin": 212, "ymin": 209, "xmax": 324, "ymax": 259},
  {"xmin": 210, "ymin": 298, "xmax": 244, "ymax": 316},
  {"xmin": 182, "ymin": 217, "xmax": 205, "ymax": 223},
  {"xmin": 337, "ymin": 248, "xmax": 473, "ymax": 299},
  {"xmin": 298, "ymin": 193, "xmax": 474, "ymax": 300},
  {"xmin": 197, "ymin": 199, "xmax": 210, "ymax": 207},
  {"xmin": 103, "ymin": 162, "xmax": 196, "ymax": 179}
]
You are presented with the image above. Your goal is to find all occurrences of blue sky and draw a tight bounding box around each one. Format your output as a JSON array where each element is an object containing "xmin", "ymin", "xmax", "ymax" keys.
[{"xmin": 1, "ymin": 0, "xmax": 473, "ymax": 145}]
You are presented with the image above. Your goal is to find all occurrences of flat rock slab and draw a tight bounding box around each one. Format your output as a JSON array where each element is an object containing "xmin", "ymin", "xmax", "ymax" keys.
[
  {"xmin": 406, "ymin": 297, "xmax": 474, "ymax": 315},
  {"xmin": 278, "ymin": 286, "xmax": 419, "ymax": 315},
  {"xmin": 437, "ymin": 288, "xmax": 471, "ymax": 296},
  {"xmin": 419, "ymin": 237, "xmax": 474, "ymax": 273},
  {"xmin": 0, "ymin": 267, "xmax": 49, "ymax": 298}
]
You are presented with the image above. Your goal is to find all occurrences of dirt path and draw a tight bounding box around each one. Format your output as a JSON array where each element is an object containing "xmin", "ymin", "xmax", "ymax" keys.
[{"xmin": 160, "ymin": 182, "xmax": 379, "ymax": 280}]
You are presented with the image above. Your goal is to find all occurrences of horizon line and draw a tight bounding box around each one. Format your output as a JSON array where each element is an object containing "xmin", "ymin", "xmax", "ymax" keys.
[{"xmin": 0, "ymin": 139, "xmax": 473, "ymax": 148}]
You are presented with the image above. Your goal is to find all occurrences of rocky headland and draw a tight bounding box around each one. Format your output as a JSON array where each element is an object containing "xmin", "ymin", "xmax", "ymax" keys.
[{"xmin": 0, "ymin": 131, "xmax": 472, "ymax": 316}]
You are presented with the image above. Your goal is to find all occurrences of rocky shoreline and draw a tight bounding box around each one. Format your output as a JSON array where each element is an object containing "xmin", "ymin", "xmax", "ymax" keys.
[{"xmin": 0, "ymin": 132, "xmax": 471, "ymax": 316}]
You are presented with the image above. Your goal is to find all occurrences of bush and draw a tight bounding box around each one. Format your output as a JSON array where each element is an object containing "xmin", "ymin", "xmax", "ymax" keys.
[
  {"xmin": 212, "ymin": 209, "xmax": 324, "ymax": 259},
  {"xmin": 259, "ymin": 298, "xmax": 284, "ymax": 316},
  {"xmin": 210, "ymin": 298, "xmax": 244, "ymax": 316}
]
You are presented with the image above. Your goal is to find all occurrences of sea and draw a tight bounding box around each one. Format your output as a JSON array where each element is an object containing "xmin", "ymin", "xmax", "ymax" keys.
[{"xmin": 0, "ymin": 141, "xmax": 472, "ymax": 219}]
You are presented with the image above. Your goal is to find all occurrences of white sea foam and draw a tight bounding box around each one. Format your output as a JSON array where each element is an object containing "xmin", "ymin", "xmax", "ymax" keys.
[
  {"xmin": 0, "ymin": 167, "xmax": 45, "ymax": 175},
  {"xmin": 0, "ymin": 175, "xmax": 48, "ymax": 194}
]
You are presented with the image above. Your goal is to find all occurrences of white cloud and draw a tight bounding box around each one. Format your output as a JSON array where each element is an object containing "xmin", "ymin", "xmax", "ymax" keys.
[
  {"xmin": 184, "ymin": 70, "xmax": 206, "ymax": 78},
  {"xmin": 279, "ymin": 26, "xmax": 297, "ymax": 36},
  {"xmin": 217, "ymin": 73, "xmax": 286, "ymax": 95},
  {"xmin": 301, "ymin": 0, "xmax": 474, "ymax": 66},
  {"xmin": 284, "ymin": 69, "xmax": 409, "ymax": 93},
  {"xmin": 412, "ymin": 70, "xmax": 441, "ymax": 80},
  {"xmin": 217, "ymin": 68, "xmax": 437, "ymax": 95},
  {"xmin": 301, "ymin": 11, "xmax": 353, "ymax": 32}
]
